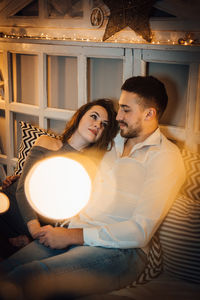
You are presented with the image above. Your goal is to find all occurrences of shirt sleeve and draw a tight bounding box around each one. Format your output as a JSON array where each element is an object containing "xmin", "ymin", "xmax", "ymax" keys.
[
  {"xmin": 16, "ymin": 146, "xmax": 50, "ymax": 223},
  {"xmin": 83, "ymin": 150, "xmax": 186, "ymax": 249}
]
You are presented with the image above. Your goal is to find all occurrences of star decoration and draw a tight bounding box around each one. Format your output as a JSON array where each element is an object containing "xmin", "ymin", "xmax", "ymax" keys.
[{"xmin": 102, "ymin": 0, "xmax": 156, "ymax": 42}]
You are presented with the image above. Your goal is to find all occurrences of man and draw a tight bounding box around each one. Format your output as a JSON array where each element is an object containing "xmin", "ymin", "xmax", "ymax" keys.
[{"xmin": 0, "ymin": 76, "xmax": 185, "ymax": 299}]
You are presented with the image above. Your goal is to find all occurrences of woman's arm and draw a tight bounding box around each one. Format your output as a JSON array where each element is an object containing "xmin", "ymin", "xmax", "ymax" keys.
[
  {"xmin": 16, "ymin": 136, "xmax": 60, "ymax": 238},
  {"xmin": 2, "ymin": 174, "xmax": 20, "ymax": 190}
]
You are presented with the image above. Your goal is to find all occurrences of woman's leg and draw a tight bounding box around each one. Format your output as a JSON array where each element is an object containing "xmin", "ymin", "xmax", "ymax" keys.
[
  {"xmin": 4, "ymin": 245, "xmax": 147, "ymax": 299},
  {"xmin": 0, "ymin": 239, "xmax": 66, "ymax": 273}
]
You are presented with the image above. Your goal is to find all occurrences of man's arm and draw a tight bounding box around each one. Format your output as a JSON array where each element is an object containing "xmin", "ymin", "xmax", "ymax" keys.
[
  {"xmin": 83, "ymin": 150, "xmax": 185, "ymax": 249},
  {"xmin": 36, "ymin": 225, "xmax": 84, "ymax": 249}
]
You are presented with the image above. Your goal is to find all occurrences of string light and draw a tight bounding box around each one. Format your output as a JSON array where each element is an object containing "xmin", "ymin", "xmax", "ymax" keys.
[{"xmin": 0, "ymin": 31, "xmax": 199, "ymax": 46}]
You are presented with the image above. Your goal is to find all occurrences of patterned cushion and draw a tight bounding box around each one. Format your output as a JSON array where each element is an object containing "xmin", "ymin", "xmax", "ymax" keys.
[
  {"xmin": 133, "ymin": 148, "xmax": 200, "ymax": 285},
  {"xmin": 179, "ymin": 149, "xmax": 200, "ymax": 200},
  {"xmin": 15, "ymin": 121, "xmax": 55, "ymax": 175},
  {"xmin": 159, "ymin": 193, "xmax": 200, "ymax": 283},
  {"xmin": 135, "ymin": 231, "xmax": 163, "ymax": 284},
  {"xmin": 159, "ymin": 149, "xmax": 200, "ymax": 284}
]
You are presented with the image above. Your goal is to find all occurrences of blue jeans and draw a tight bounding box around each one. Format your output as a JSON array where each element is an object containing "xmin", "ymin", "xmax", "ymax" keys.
[{"xmin": 1, "ymin": 240, "xmax": 147, "ymax": 298}]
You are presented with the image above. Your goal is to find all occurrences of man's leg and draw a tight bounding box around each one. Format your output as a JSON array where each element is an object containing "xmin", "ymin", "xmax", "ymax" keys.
[{"xmin": 5, "ymin": 245, "xmax": 147, "ymax": 299}]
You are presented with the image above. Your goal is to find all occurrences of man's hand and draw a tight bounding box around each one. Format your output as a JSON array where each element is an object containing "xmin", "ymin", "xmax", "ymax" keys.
[
  {"xmin": 36, "ymin": 225, "xmax": 84, "ymax": 249},
  {"xmin": 27, "ymin": 219, "xmax": 41, "ymax": 239},
  {"xmin": 2, "ymin": 175, "xmax": 20, "ymax": 190}
]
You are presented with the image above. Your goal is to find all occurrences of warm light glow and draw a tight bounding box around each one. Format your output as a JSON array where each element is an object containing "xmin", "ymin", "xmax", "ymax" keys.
[
  {"xmin": 0, "ymin": 192, "xmax": 10, "ymax": 213},
  {"xmin": 1, "ymin": 31, "xmax": 199, "ymax": 46},
  {"xmin": 25, "ymin": 156, "xmax": 91, "ymax": 220}
]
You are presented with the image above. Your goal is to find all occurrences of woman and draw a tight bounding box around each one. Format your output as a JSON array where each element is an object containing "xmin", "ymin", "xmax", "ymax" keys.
[{"xmin": 0, "ymin": 99, "xmax": 118, "ymax": 251}]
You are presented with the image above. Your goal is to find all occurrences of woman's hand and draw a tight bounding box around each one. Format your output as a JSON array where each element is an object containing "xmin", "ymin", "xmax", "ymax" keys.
[
  {"xmin": 2, "ymin": 175, "xmax": 20, "ymax": 190},
  {"xmin": 8, "ymin": 235, "xmax": 31, "ymax": 248},
  {"xmin": 27, "ymin": 219, "xmax": 41, "ymax": 239},
  {"xmin": 37, "ymin": 225, "xmax": 84, "ymax": 249}
]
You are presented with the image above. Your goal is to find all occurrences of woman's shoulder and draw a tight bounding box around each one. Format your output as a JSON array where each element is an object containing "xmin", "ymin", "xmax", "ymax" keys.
[{"xmin": 34, "ymin": 135, "xmax": 63, "ymax": 151}]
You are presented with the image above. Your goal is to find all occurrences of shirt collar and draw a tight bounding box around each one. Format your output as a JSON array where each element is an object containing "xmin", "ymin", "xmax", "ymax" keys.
[{"xmin": 115, "ymin": 127, "xmax": 161, "ymax": 157}]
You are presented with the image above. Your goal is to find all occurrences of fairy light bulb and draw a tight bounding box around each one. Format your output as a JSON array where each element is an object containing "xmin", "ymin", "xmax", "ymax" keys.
[
  {"xmin": 0, "ymin": 192, "xmax": 10, "ymax": 213},
  {"xmin": 25, "ymin": 156, "xmax": 91, "ymax": 220}
]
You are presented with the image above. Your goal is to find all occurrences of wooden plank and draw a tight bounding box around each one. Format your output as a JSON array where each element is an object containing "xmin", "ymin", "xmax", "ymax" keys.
[
  {"xmin": 154, "ymin": 0, "xmax": 200, "ymax": 19},
  {"xmin": 6, "ymin": 0, "xmax": 34, "ymax": 17},
  {"xmin": 0, "ymin": 99, "xmax": 5, "ymax": 109},
  {"xmin": 44, "ymin": 107, "xmax": 75, "ymax": 121},
  {"xmin": 1, "ymin": 40, "xmax": 200, "ymax": 53},
  {"xmin": 77, "ymin": 54, "xmax": 87, "ymax": 107},
  {"xmin": 143, "ymin": 50, "xmax": 200, "ymax": 63},
  {"xmin": 123, "ymin": 48, "xmax": 133, "ymax": 82},
  {"xmin": 159, "ymin": 125, "xmax": 186, "ymax": 141},
  {"xmin": 38, "ymin": 53, "xmax": 46, "ymax": 129},
  {"xmin": 3, "ymin": 50, "xmax": 14, "ymax": 175},
  {"xmin": 133, "ymin": 49, "xmax": 147, "ymax": 76},
  {"xmin": 185, "ymin": 63, "xmax": 199, "ymax": 151},
  {"xmin": 8, "ymin": 102, "xmax": 40, "ymax": 115}
]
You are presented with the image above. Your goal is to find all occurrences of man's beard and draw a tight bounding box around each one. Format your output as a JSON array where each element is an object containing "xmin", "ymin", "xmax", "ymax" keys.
[{"xmin": 119, "ymin": 121, "xmax": 142, "ymax": 139}]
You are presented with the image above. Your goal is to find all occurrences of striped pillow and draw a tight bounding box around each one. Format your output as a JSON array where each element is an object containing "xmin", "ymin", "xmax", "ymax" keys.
[
  {"xmin": 159, "ymin": 193, "xmax": 200, "ymax": 283},
  {"xmin": 135, "ymin": 231, "xmax": 162, "ymax": 284},
  {"xmin": 15, "ymin": 121, "xmax": 55, "ymax": 175},
  {"xmin": 134, "ymin": 149, "xmax": 200, "ymax": 285},
  {"xmin": 180, "ymin": 149, "xmax": 200, "ymax": 200}
]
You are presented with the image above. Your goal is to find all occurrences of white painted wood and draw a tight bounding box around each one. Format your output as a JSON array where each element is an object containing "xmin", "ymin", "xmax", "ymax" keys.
[
  {"xmin": 3, "ymin": 50, "xmax": 15, "ymax": 174},
  {"xmin": 1, "ymin": 39, "xmax": 200, "ymax": 53},
  {"xmin": 39, "ymin": 0, "xmax": 45, "ymax": 20},
  {"xmin": 0, "ymin": 99, "xmax": 5, "ymax": 109},
  {"xmin": 133, "ymin": 49, "xmax": 147, "ymax": 76},
  {"xmin": 185, "ymin": 63, "xmax": 199, "ymax": 152},
  {"xmin": 154, "ymin": 0, "xmax": 200, "ymax": 19},
  {"xmin": 77, "ymin": 54, "xmax": 87, "ymax": 107},
  {"xmin": 44, "ymin": 107, "xmax": 75, "ymax": 120},
  {"xmin": 8, "ymin": 102, "xmax": 40, "ymax": 115},
  {"xmin": 194, "ymin": 65, "xmax": 200, "ymax": 134},
  {"xmin": 5, "ymin": 0, "xmax": 33, "ymax": 17},
  {"xmin": 0, "ymin": 153, "xmax": 7, "ymax": 164},
  {"xmin": 143, "ymin": 50, "xmax": 200, "ymax": 63},
  {"xmin": 38, "ymin": 53, "xmax": 46, "ymax": 128},
  {"xmin": 159, "ymin": 125, "xmax": 186, "ymax": 141},
  {"xmin": 123, "ymin": 48, "xmax": 133, "ymax": 82},
  {"xmin": 11, "ymin": 53, "xmax": 17, "ymax": 102},
  {"xmin": 150, "ymin": 19, "xmax": 200, "ymax": 31}
]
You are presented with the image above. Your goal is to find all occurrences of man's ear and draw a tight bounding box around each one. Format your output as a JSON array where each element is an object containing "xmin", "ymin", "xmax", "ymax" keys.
[{"xmin": 144, "ymin": 108, "xmax": 157, "ymax": 120}]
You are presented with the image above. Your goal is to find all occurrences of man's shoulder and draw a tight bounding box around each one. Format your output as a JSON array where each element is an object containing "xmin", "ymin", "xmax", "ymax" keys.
[
  {"xmin": 152, "ymin": 133, "xmax": 184, "ymax": 172},
  {"xmin": 160, "ymin": 133, "xmax": 181, "ymax": 154}
]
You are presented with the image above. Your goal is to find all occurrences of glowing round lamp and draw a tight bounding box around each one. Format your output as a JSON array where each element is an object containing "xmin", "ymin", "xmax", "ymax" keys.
[
  {"xmin": 25, "ymin": 156, "xmax": 91, "ymax": 220},
  {"xmin": 0, "ymin": 192, "xmax": 10, "ymax": 213}
]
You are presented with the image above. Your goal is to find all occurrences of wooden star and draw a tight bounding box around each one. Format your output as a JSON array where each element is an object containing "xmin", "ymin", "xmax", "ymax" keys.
[{"xmin": 102, "ymin": 0, "xmax": 156, "ymax": 42}]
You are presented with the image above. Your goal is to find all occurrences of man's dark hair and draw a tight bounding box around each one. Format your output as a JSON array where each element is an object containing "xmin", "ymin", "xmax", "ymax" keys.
[{"xmin": 121, "ymin": 76, "xmax": 168, "ymax": 119}]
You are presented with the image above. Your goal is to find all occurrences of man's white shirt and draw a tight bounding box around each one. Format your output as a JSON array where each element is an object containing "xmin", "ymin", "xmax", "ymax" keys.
[{"xmin": 69, "ymin": 128, "xmax": 186, "ymax": 253}]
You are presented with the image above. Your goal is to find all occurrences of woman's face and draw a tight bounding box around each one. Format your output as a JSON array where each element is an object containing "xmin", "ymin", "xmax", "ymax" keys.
[{"xmin": 77, "ymin": 105, "xmax": 109, "ymax": 145}]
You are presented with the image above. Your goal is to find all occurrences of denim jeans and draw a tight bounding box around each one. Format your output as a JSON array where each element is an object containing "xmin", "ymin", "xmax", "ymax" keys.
[{"xmin": 0, "ymin": 240, "xmax": 147, "ymax": 298}]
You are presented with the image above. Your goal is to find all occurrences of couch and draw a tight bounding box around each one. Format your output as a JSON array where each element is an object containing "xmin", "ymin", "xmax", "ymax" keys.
[
  {"xmin": 2, "ymin": 122, "xmax": 200, "ymax": 299},
  {"xmin": 80, "ymin": 148, "xmax": 200, "ymax": 300}
]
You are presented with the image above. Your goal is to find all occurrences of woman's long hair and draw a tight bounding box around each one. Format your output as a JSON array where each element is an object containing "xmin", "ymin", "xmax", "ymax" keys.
[{"xmin": 61, "ymin": 99, "xmax": 119, "ymax": 151}]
